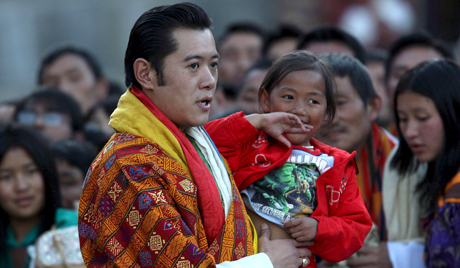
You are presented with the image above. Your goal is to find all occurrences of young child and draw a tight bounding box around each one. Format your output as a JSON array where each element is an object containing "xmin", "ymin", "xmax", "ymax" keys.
[{"xmin": 205, "ymin": 51, "xmax": 372, "ymax": 267}]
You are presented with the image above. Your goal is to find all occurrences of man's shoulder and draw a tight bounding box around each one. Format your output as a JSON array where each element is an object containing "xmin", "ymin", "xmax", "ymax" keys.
[{"xmin": 88, "ymin": 132, "xmax": 173, "ymax": 176}]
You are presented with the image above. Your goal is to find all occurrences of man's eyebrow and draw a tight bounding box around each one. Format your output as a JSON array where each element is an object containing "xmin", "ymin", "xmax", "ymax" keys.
[{"xmin": 184, "ymin": 53, "xmax": 220, "ymax": 62}]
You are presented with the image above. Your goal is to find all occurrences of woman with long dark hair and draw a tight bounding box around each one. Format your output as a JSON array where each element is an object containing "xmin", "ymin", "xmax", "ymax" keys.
[
  {"xmin": 0, "ymin": 124, "xmax": 78, "ymax": 268},
  {"xmin": 390, "ymin": 59, "xmax": 460, "ymax": 267}
]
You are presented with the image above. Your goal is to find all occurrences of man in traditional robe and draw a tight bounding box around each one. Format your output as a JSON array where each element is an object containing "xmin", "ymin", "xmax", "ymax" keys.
[{"xmin": 78, "ymin": 3, "xmax": 311, "ymax": 268}]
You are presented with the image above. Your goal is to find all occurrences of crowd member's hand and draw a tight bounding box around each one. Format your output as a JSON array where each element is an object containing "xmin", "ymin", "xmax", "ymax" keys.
[
  {"xmin": 283, "ymin": 217, "xmax": 318, "ymax": 242},
  {"xmin": 245, "ymin": 113, "xmax": 313, "ymax": 148},
  {"xmin": 258, "ymin": 223, "xmax": 313, "ymax": 268},
  {"xmin": 346, "ymin": 243, "xmax": 392, "ymax": 268}
]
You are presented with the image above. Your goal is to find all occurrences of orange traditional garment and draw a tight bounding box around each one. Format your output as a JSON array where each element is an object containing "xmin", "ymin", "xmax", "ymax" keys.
[
  {"xmin": 356, "ymin": 123, "xmax": 398, "ymax": 240},
  {"xmin": 78, "ymin": 86, "xmax": 255, "ymax": 267}
]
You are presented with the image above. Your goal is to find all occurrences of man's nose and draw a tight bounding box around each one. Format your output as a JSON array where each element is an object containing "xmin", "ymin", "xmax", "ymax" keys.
[{"xmin": 200, "ymin": 66, "xmax": 217, "ymax": 90}]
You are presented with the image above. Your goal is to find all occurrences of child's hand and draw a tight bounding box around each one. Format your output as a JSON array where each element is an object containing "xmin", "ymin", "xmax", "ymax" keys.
[
  {"xmin": 245, "ymin": 113, "xmax": 313, "ymax": 147},
  {"xmin": 283, "ymin": 217, "xmax": 318, "ymax": 242}
]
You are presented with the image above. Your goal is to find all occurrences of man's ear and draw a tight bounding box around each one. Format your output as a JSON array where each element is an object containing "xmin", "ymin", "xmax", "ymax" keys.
[
  {"xmin": 367, "ymin": 95, "xmax": 382, "ymax": 122},
  {"xmin": 259, "ymin": 90, "xmax": 271, "ymax": 113},
  {"xmin": 133, "ymin": 58, "xmax": 157, "ymax": 91}
]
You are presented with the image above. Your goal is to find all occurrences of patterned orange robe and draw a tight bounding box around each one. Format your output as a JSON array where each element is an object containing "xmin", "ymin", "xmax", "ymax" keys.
[{"xmin": 78, "ymin": 86, "xmax": 255, "ymax": 267}]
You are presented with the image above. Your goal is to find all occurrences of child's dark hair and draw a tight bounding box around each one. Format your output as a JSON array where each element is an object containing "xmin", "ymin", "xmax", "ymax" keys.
[{"xmin": 258, "ymin": 51, "xmax": 336, "ymax": 124}]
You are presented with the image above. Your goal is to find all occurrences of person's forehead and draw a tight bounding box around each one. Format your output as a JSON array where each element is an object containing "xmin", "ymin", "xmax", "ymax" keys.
[
  {"xmin": 220, "ymin": 32, "xmax": 263, "ymax": 49},
  {"xmin": 25, "ymin": 98, "xmax": 63, "ymax": 113},
  {"xmin": 392, "ymin": 46, "xmax": 443, "ymax": 70},
  {"xmin": 171, "ymin": 28, "xmax": 217, "ymax": 57},
  {"xmin": 335, "ymin": 75, "xmax": 359, "ymax": 96},
  {"xmin": 44, "ymin": 53, "xmax": 92, "ymax": 75},
  {"xmin": 303, "ymin": 41, "xmax": 354, "ymax": 57}
]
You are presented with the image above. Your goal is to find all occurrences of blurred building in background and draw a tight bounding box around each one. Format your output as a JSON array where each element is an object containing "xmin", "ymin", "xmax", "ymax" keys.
[{"xmin": 0, "ymin": 0, "xmax": 458, "ymax": 102}]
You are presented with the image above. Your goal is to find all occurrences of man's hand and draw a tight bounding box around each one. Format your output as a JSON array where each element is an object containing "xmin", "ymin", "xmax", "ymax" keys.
[
  {"xmin": 283, "ymin": 217, "xmax": 318, "ymax": 242},
  {"xmin": 346, "ymin": 243, "xmax": 392, "ymax": 268},
  {"xmin": 258, "ymin": 223, "xmax": 313, "ymax": 268},
  {"xmin": 245, "ymin": 113, "xmax": 313, "ymax": 147}
]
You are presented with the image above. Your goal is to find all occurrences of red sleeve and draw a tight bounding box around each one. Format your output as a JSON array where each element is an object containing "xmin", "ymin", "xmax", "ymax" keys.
[
  {"xmin": 205, "ymin": 112, "xmax": 260, "ymax": 172},
  {"xmin": 310, "ymin": 161, "xmax": 372, "ymax": 262}
]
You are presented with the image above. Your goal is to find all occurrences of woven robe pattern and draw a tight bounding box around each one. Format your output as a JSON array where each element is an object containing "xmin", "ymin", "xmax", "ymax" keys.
[
  {"xmin": 356, "ymin": 123, "xmax": 397, "ymax": 240},
  {"xmin": 79, "ymin": 132, "xmax": 254, "ymax": 267}
]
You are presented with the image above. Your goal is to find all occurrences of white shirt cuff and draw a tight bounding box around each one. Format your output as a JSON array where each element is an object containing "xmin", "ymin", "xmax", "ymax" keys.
[
  {"xmin": 387, "ymin": 241, "xmax": 426, "ymax": 268},
  {"xmin": 216, "ymin": 253, "xmax": 274, "ymax": 268}
]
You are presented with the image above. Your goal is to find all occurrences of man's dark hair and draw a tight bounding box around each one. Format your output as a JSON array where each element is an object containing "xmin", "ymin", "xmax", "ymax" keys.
[
  {"xmin": 297, "ymin": 25, "xmax": 366, "ymax": 64},
  {"xmin": 321, "ymin": 53, "xmax": 376, "ymax": 106},
  {"xmin": 384, "ymin": 32, "xmax": 454, "ymax": 85},
  {"xmin": 14, "ymin": 87, "xmax": 84, "ymax": 132},
  {"xmin": 38, "ymin": 45, "xmax": 104, "ymax": 84},
  {"xmin": 124, "ymin": 2, "xmax": 211, "ymax": 89},
  {"xmin": 263, "ymin": 24, "xmax": 302, "ymax": 56},
  {"xmin": 217, "ymin": 22, "xmax": 265, "ymax": 49}
]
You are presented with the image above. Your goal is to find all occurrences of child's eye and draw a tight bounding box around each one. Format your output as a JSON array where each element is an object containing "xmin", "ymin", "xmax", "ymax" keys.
[
  {"xmin": 281, "ymin": 95, "xmax": 294, "ymax": 100},
  {"xmin": 308, "ymin": 99, "xmax": 319, "ymax": 104},
  {"xmin": 189, "ymin": 63, "xmax": 199, "ymax": 70}
]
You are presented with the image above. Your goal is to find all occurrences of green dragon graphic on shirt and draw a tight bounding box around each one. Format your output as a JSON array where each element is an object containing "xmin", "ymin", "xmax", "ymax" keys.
[{"xmin": 252, "ymin": 162, "xmax": 318, "ymax": 217}]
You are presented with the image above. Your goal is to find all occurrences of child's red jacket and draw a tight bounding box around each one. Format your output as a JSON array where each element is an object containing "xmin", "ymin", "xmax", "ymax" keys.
[{"xmin": 205, "ymin": 112, "xmax": 372, "ymax": 266}]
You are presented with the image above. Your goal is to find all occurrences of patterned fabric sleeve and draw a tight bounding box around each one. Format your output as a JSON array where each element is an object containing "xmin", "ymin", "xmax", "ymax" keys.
[
  {"xmin": 424, "ymin": 203, "xmax": 460, "ymax": 267},
  {"xmin": 79, "ymin": 155, "xmax": 216, "ymax": 267}
]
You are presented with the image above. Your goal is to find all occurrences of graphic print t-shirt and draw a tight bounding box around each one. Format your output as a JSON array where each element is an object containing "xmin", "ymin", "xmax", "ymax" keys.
[{"xmin": 241, "ymin": 147, "xmax": 334, "ymax": 227}]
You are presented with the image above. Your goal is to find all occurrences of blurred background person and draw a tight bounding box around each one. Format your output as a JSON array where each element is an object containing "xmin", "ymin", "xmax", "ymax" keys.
[
  {"xmin": 211, "ymin": 58, "xmax": 272, "ymax": 120},
  {"xmin": 315, "ymin": 54, "xmax": 397, "ymax": 245},
  {"xmin": 217, "ymin": 22, "xmax": 265, "ymax": 85},
  {"xmin": 212, "ymin": 22, "xmax": 265, "ymax": 118},
  {"xmin": 0, "ymin": 101, "xmax": 18, "ymax": 125},
  {"xmin": 37, "ymin": 45, "xmax": 110, "ymax": 118},
  {"xmin": 384, "ymin": 32, "xmax": 454, "ymax": 135},
  {"xmin": 13, "ymin": 88, "xmax": 84, "ymax": 145},
  {"xmin": 366, "ymin": 49, "xmax": 392, "ymax": 129},
  {"xmin": 50, "ymin": 139, "xmax": 97, "ymax": 211},
  {"xmin": 85, "ymin": 94, "xmax": 119, "ymax": 148},
  {"xmin": 235, "ymin": 58, "xmax": 273, "ymax": 115},
  {"xmin": 297, "ymin": 25, "xmax": 367, "ymax": 64},
  {"xmin": 263, "ymin": 24, "xmax": 303, "ymax": 61},
  {"xmin": 0, "ymin": 124, "xmax": 78, "ymax": 268}
]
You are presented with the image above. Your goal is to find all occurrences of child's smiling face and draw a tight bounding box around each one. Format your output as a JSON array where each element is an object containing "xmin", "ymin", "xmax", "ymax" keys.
[{"xmin": 260, "ymin": 70, "xmax": 327, "ymax": 146}]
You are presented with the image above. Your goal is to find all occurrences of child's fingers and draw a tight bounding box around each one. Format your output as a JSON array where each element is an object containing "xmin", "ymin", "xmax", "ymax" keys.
[
  {"xmin": 283, "ymin": 218, "xmax": 302, "ymax": 228},
  {"xmin": 276, "ymin": 135, "xmax": 291, "ymax": 148},
  {"xmin": 295, "ymin": 235, "xmax": 313, "ymax": 242},
  {"xmin": 286, "ymin": 114, "xmax": 314, "ymax": 132}
]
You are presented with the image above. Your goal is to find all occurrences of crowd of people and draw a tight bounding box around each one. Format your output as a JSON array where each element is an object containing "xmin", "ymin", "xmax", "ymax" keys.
[{"xmin": 0, "ymin": 2, "xmax": 459, "ymax": 268}]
